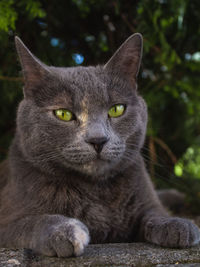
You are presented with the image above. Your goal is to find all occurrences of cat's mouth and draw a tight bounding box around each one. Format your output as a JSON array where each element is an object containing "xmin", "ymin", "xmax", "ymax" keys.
[
  {"xmin": 60, "ymin": 151, "xmax": 121, "ymax": 177},
  {"xmin": 61, "ymin": 145, "xmax": 125, "ymax": 174},
  {"xmin": 61, "ymin": 153, "xmax": 114, "ymax": 173},
  {"xmin": 70, "ymin": 155, "xmax": 110, "ymax": 165},
  {"xmin": 96, "ymin": 154, "xmax": 108, "ymax": 161}
]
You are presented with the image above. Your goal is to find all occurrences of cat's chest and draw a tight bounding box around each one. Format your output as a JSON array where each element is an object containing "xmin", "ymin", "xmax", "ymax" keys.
[
  {"xmin": 51, "ymin": 183, "xmax": 136, "ymax": 243},
  {"xmin": 78, "ymin": 196, "xmax": 135, "ymax": 243}
]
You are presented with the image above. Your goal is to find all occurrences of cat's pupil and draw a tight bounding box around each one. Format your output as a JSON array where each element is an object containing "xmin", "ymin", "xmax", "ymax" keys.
[
  {"xmin": 114, "ymin": 106, "xmax": 117, "ymax": 112},
  {"xmin": 62, "ymin": 112, "xmax": 64, "ymax": 117}
]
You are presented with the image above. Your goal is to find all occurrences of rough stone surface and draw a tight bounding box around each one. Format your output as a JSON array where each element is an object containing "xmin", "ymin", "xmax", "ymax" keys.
[
  {"xmin": 0, "ymin": 242, "xmax": 200, "ymax": 267},
  {"xmin": 0, "ymin": 216, "xmax": 200, "ymax": 267}
]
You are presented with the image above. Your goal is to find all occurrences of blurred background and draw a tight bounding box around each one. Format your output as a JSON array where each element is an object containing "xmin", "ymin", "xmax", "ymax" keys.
[{"xmin": 0, "ymin": 0, "xmax": 200, "ymax": 213}]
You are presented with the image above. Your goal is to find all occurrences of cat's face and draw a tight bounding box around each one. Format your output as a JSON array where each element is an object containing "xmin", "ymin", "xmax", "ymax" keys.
[{"xmin": 15, "ymin": 34, "xmax": 147, "ymax": 178}]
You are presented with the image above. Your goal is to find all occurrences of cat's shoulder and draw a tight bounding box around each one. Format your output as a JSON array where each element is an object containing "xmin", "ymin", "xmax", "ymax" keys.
[{"xmin": 0, "ymin": 159, "xmax": 10, "ymax": 189}]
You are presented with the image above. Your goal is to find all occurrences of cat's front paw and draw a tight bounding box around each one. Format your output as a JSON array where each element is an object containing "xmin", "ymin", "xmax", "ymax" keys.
[
  {"xmin": 35, "ymin": 218, "xmax": 90, "ymax": 257},
  {"xmin": 145, "ymin": 217, "xmax": 200, "ymax": 248}
]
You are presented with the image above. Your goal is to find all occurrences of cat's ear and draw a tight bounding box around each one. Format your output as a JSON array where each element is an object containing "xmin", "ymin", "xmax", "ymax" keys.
[
  {"xmin": 15, "ymin": 36, "xmax": 50, "ymax": 98},
  {"xmin": 104, "ymin": 33, "xmax": 143, "ymax": 85}
]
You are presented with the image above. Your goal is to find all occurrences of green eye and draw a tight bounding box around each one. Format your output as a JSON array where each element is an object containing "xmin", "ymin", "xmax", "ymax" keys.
[
  {"xmin": 54, "ymin": 109, "xmax": 73, "ymax": 121},
  {"xmin": 108, "ymin": 104, "xmax": 125, "ymax": 118}
]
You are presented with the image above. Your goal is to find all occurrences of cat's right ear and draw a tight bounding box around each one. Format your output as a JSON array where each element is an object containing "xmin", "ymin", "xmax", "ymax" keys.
[
  {"xmin": 15, "ymin": 36, "xmax": 50, "ymax": 98},
  {"xmin": 104, "ymin": 33, "xmax": 143, "ymax": 86}
]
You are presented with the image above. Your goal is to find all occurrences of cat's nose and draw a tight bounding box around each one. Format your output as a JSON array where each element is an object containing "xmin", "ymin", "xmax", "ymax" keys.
[{"xmin": 85, "ymin": 137, "xmax": 109, "ymax": 153}]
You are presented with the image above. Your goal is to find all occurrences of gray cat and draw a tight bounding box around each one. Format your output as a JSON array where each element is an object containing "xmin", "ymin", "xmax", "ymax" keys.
[{"xmin": 0, "ymin": 33, "xmax": 199, "ymax": 257}]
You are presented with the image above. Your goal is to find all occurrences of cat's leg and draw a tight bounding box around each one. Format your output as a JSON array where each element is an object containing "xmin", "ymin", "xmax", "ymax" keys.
[
  {"xmin": 134, "ymin": 160, "xmax": 200, "ymax": 248},
  {"xmin": 0, "ymin": 214, "xmax": 90, "ymax": 257},
  {"xmin": 140, "ymin": 210, "xmax": 200, "ymax": 248}
]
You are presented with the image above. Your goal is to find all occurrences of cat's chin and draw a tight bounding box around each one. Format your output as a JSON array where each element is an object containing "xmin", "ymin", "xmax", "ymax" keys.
[{"xmin": 66, "ymin": 158, "xmax": 118, "ymax": 178}]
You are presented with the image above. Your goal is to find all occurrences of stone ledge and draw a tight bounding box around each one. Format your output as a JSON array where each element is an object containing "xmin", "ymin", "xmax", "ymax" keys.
[
  {"xmin": 1, "ymin": 242, "xmax": 200, "ymax": 267},
  {"xmin": 1, "ymin": 216, "xmax": 200, "ymax": 266}
]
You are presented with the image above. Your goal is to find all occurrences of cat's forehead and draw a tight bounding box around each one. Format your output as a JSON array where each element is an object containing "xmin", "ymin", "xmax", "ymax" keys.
[
  {"xmin": 48, "ymin": 65, "xmax": 133, "ymax": 109},
  {"xmin": 59, "ymin": 66, "xmax": 107, "ymax": 96}
]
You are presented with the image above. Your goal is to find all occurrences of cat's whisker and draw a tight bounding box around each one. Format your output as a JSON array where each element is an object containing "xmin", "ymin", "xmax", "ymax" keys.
[
  {"xmin": 124, "ymin": 148, "xmax": 194, "ymax": 194},
  {"xmin": 127, "ymin": 151, "xmax": 179, "ymax": 187},
  {"xmin": 125, "ymin": 147, "xmax": 172, "ymax": 175},
  {"xmin": 126, "ymin": 143, "xmax": 173, "ymax": 169}
]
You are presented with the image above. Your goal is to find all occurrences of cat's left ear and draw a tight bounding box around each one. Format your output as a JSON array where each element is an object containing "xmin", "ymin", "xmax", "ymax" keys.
[
  {"xmin": 15, "ymin": 36, "xmax": 51, "ymax": 98},
  {"xmin": 104, "ymin": 33, "xmax": 143, "ymax": 85}
]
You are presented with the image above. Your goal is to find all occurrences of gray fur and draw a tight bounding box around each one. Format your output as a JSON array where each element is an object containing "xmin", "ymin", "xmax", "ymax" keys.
[{"xmin": 0, "ymin": 34, "xmax": 199, "ymax": 257}]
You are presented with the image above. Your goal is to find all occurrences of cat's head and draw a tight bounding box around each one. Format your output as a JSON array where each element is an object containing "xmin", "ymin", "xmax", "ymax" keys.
[{"xmin": 15, "ymin": 34, "xmax": 147, "ymax": 179}]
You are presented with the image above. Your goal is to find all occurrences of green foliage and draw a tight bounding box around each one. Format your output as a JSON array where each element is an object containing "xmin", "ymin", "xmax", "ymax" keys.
[
  {"xmin": 22, "ymin": 0, "xmax": 46, "ymax": 19},
  {"xmin": 0, "ymin": 0, "xmax": 17, "ymax": 32},
  {"xmin": 0, "ymin": 0, "xmax": 200, "ymax": 212},
  {"xmin": 0, "ymin": 0, "xmax": 45, "ymax": 33},
  {"xmin": 175, "ymin": 146, "xmax": 200, "ymax": 179}
]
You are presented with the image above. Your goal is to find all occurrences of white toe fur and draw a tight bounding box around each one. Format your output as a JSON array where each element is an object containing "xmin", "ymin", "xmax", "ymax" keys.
[{"xmin": 68, "ymin": 218, "xmax": 90, "ymax": 256}]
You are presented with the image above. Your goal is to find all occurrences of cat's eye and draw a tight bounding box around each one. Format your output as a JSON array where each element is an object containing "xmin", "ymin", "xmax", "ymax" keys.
[
  {"xmin": 54, "ymin": 109, "xmax": 73, "ymax": 121},
  {"xmin": 108, "ymin": 104, "xmax": 125, "ymax": 118}
]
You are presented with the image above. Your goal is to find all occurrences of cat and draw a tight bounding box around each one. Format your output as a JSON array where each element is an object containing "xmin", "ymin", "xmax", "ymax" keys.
[{"xmin": 0, "ymin": 33, "xmax": 199, "ymax": 258}]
